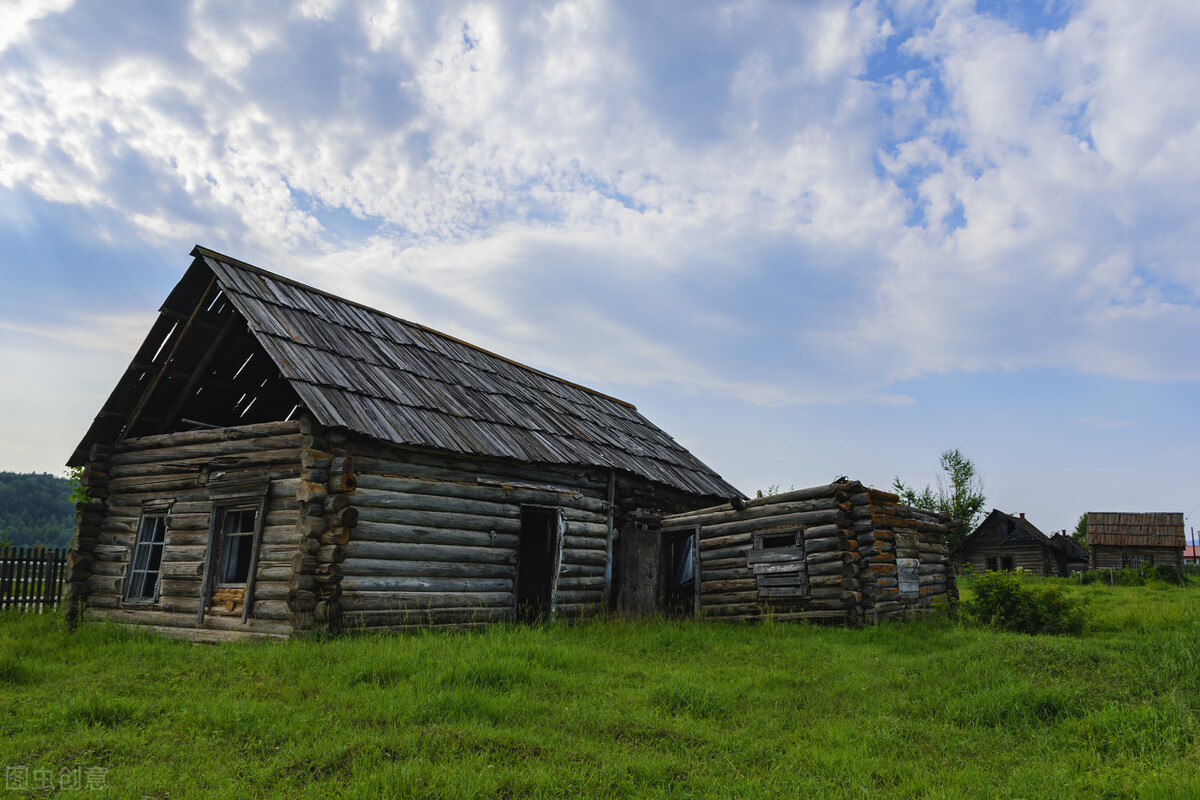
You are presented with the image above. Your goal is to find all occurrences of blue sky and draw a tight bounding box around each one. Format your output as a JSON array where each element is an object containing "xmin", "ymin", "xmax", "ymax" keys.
[{"xmin": 1, "ymin": 0, "xmax": 1198, "ymax": 539}]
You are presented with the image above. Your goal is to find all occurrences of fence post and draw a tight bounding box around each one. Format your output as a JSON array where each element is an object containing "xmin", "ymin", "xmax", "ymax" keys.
[{"xmin": 0, "ymin": 546, "xmax": 10, "ymax": 610}]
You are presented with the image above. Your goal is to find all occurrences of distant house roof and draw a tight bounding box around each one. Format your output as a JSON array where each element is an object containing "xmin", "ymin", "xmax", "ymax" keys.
[
  {"xmin": 966, "ymin": 509, "xmax": 1054, "ymax": 545},
  {"xmin": 1184, "ymin": 545, "xmax": 1200, "ymax": 560},
  {"xmin": 70, "ymin": 246, "xmax": 741, "ymax": 500},
  {"xmin": 1050, "ymin": 532, "xmax": 1090, "ymax": 562},
  {"xmin": 1086, "ymin": 512, "xmax": 1185, "ymax": 549}
]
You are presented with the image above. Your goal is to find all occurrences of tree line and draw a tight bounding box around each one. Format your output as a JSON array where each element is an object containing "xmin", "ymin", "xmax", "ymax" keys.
[{"xmin": 0, "ymin": 472, "xmax": 76, "ymax": 549}]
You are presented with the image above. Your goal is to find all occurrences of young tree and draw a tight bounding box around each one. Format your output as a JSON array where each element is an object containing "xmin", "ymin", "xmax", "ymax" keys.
[
  {"xmin": 1071, "ymin": 512, "xmax": 1088, "ymax": 545},
  {"xmin": 893, "ymin": 449, "xmax": 987, "ymax": 552}
]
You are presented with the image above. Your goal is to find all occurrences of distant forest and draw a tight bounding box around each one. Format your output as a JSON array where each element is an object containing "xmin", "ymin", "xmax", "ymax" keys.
[{"xmin": 0, "ymin": 472, "xmax": 76, "ymax": 549}]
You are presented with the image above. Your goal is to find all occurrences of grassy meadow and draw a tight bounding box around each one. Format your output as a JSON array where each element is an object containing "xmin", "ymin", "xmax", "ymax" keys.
[{"xmin": 1, "ymin": 576, "xmax": 1198, "ymax": 799}]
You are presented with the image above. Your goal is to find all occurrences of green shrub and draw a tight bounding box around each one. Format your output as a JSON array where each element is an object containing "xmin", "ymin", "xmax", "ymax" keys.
[
  {"xmin": 964, "ymin": 571, "xmax": 1087, "ymax": 635},
  {"xmin": 1081, "ymin": 565, "xmax": 1187, "ymax": 586}
]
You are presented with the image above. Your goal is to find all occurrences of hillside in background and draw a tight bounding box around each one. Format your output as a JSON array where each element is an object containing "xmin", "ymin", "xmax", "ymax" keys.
[{"xmin": 0, "ymin": 472, "xmax": 75, "ymax": 549}]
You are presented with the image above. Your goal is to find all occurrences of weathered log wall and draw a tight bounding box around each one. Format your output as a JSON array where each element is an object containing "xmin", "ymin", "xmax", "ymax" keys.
[
  {"xmin": 334, "ymin": 436, "xmax": 616, "ymax": 632},
  {"xmin": 671, "ymin": 482, "xmax": 864, "ymax": 624},
  {"xmin": 67, "ymin": 420, "xmax": 306, "ymax": 642},
  {"xmin": 860, "ymin": 488, "xmax": 956, "ymax": 622},
  {"xmin": 962, "ymin": 544, "xmax": 1052, "ymax": 576},
  {"xmin": 668, "ymin": 481, "xmax": 957, "ymax": 626},
  {"xmin": 1090, "ymin": 544, "xmax": 1183, "ymax": 570}
]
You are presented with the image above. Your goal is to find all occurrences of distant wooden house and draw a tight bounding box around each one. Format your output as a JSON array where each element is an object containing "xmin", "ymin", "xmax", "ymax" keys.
[
  {"xmin": 1087, "ymin": 513, "xmax": 1185, "ymax": 569},
  {"xmin": 657, "ymin": 481, "xmax": 959, "ymax": 625},
  {"xmin": 65, "ymin": 247, "xmax": 742, "ymax": 641},
  {"xmin": 961, "ymin": 510, "xmax": 1089, "ymax": 577}
]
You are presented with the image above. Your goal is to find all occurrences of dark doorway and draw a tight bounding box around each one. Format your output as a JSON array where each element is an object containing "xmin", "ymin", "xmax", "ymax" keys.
[
  {"xmin": 661, "ymin": 530, "xmax": 695, "ymax": 618},
  {"xmin": 516, "ymin": 506, "xmax": 559, "ymax": 621}
]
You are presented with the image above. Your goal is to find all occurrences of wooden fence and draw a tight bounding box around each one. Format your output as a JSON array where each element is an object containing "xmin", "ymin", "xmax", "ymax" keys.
[{"xmin": 0, "ymin": 546, "xmax": 67, "ymax": 612}]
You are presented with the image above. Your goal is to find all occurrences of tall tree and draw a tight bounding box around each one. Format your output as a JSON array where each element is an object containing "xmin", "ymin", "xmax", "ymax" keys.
[{"xmin": 893, "ymin": 449, "xmax": 987, "ymax": 552}]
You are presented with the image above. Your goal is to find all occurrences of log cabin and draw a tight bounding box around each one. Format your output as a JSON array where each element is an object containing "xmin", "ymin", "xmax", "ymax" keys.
[
  {"xmin": 1086, "ymin": 512, "xmax": 1185, "ymax": 570},
  {"xmin": 657, "ymin": 481, "xmax": 959, "ymax": 624},
  {"xmin": 961, "ymin": 510, "xmax": 1089, "ymax": 577},
  {"xmin": 64, "ymin": 246, "xmax": 743, "ymax": 641}
]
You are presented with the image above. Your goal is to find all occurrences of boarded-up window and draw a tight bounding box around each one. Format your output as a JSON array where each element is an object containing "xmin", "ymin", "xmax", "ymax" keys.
[
  {"xmin": 747, "ymin": 529, "xmax": 806, "ymax": 600},
  {"xmin": 895, "ymin": 532, "xmax": 919, "ymax": 599}
]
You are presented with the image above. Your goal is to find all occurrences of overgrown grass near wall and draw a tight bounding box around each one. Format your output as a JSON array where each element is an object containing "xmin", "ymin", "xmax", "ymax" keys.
[{"xmin": 1, "ymin": 578, "xmax": 1197, "ymax": 799}]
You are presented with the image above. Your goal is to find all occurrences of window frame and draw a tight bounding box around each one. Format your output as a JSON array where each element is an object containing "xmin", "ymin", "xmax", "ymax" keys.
[
  {"xmin": 197, "ymin": 483, "xmax": 270, "ymax": 626},
  {"xmin": 215, "ymin": 505, "xmax": 259, "ymax": 586},
  {"xmin": 753, "ymin": 529, "xmax": 802, "ymax": 551},
  {"xmin": 123, "ymin": 506, "xmax": 171, "ymax": 604}
]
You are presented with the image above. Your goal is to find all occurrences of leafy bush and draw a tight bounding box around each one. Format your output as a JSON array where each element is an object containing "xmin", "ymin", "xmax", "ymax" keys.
[
  {"xmin": 1081, "ymin": 565, "xmax": 1187, "ymax": 586},
  {"xmin": 963, "ymin": 571, "xmax": 1087, "ymax": 635}
]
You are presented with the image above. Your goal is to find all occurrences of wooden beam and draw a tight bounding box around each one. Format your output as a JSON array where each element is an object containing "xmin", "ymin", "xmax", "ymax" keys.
[{"xmin": 122, "ymin": 275, "xmax": 217, "ymax": 441}]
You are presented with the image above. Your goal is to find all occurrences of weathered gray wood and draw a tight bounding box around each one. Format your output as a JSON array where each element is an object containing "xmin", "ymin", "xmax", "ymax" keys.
[
  {"xmin": 340, "ymin": 591, "xmax": 514, "ymax": 612},
  {"xmin": 112, "ymin": 420, "xmax": 302, "ymax": 454},
  {"xmin": 340, "ymin": 606, "xmax": 512, "ymax": 629},
  {"xmin": 344, "ymin": 540, "xmax": 517, "ymax": 565},
  {"xmin": 699, "ymin": 509, "xmax": 843, "ymax": 538},
  {"xmin": 354, "ymin": 509, "xmax": 521, "ymax": 534},
  {"xmin": 673, "ymin": 496, "xmax": 845, "ymax": 531},
  {"xmin": 666, "ymin": 482, "xmax": 859, "ymax": 523},
  {"xmin": 340, "ymin": 558, "xmax": 515, "ymax": 579},
  {"xmin": 352, "ymin": 447, "xmax": 609, "ymax": 492},
  {"xmin": 341, "ymin": 576, "xmax": 514, "ymax": 593}
]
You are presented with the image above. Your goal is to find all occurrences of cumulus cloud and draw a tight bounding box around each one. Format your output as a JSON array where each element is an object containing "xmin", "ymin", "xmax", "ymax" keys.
[{"xmin": 1, "ymin": 0, "xmax": 1198, "ymax": 413}]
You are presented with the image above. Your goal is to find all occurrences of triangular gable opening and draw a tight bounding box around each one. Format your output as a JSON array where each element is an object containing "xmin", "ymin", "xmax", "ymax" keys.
[{"xmin": 69, "ymin": 258, "xmax": 302, "ymax": 465}]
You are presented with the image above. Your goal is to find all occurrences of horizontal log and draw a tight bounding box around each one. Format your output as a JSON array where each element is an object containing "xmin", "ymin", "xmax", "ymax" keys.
[
  {"xmin": 161, "ymin": 561, "xmax": 204, "ymax": 578},
  {"xmin": 353, "ymin": 472, "xmax": 609, "ymax": 514},
  {"xmin": 353, "ymin": 522, "xmax": 519, "ymax": 549},
  {"xmin": 341, "ymin": 591, "xmax": 514, "ymax": 612},
  {"xmin": 558, "ymin": 563, "xmax": 605, "ymax": 578},
  {"xmin": 701, "ymin": 578, "xmax": 756, "ymax": 594},
  {"xmin": 110, "ymin": 424, "xmax": 304, "ymax": 463},
  {"xmin": 560, "ymin": 548, "xmax": 606, "ymax": 567},
  {"xmin": 110, "ymin": 447, "xmax": 305, "ymax": 479},
  {"xmin": 340, "ymin": 606, "xmax": 512, "ymax": 629},
  {"xmin": 92, "ymin": 544, "xmax": 130, "ymax": 561},
  {"xmin": 700, "ymin": 509, "xmax": 843, "ymax": 539},
  {"xmin": 340, "ymin": 558, "xmax": 515, "ymax": 579},
  {"xmin": 352, "ymin": 449, "xmax": 608, "ymax": 493},
  {"xmin": 86, "ymin": 575, "xmax": 123, "ymax": 594},
  {"xmin": 354, "ymin": 508, "xmax": 521, "ymax": 534},
  {"xmin": 554, "ymin": 576, "xmax": 606, "ymax": 592},
  {"xmin": 666, "ymin": 481, "xmax": 860, "ymax": 522},
  {"xmin": 553, "ymin": 590, "xmax": 603, "ymax": 605},
  {"xmin": 701, "ymin": 567, "xmax": 753, "ymax": 582},
  {"xmin": 252, "ymin": 581, "xmax": 290, "ymax": 601},
  {"xmin": 674, "ymin": 496, "xmax": 846, "ymax": 532},
  {"xmin": 697, "ymin": 531, "xmax": 752, "ymax": 551},
  {"xmin": 340, "ymin": 576, "xmax": 514, "ymax": 593},
  {"xmin": 343, "ymin": 540, "xmax": 517, "ymax": 566},
  {"xmin": 87, "ymin": 605, "xmax": 294, "ymax": 637}
]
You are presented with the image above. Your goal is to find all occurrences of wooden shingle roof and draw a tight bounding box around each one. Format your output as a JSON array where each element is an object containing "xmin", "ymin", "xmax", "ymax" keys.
[
  {"xmin": 187, "ymin": 247, "xmax": 739, "ymax": 499},
  {"xmin": 1086, "ymin": 512, "xmax": 1185, "ymax": 548}
]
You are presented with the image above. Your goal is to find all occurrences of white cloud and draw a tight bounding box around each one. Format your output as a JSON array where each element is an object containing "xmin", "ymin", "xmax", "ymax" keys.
[{"xmin": 1, "ymin": 0, "xmax": 1198, "ymax": 413}]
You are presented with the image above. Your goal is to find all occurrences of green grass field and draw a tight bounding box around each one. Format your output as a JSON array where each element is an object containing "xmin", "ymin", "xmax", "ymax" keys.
[{"xmin": 2, "ymin": 577, "xmax": 1198, "ymax": 799}]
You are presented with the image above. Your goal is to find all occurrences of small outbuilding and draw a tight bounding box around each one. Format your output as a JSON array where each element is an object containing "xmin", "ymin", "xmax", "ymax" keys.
[
  {"xmin": 657, "ymin": 481, "xmax": 959, "ymax": 625},
  {"xmin": 65, "ymin": 247, "xmax": 741, "ymax": 641},
  {"xmin": 1087, "ymin": 512, "xmax": 1185, "ymax": 570},
  {"xmin": 961, "ymin": 510, "xmax": 1089, "ymax": 577}
]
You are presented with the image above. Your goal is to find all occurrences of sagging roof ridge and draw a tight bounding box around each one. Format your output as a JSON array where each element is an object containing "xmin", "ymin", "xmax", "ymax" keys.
[{"xmin": 191, "ymin": 245, "xmax": 636, "ymax": 411}]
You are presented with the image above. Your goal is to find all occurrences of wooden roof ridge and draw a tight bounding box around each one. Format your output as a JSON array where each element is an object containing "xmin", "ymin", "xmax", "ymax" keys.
[{"xmin": 191, "ymin": 245, "xmax": 637, "ymax": 411}]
